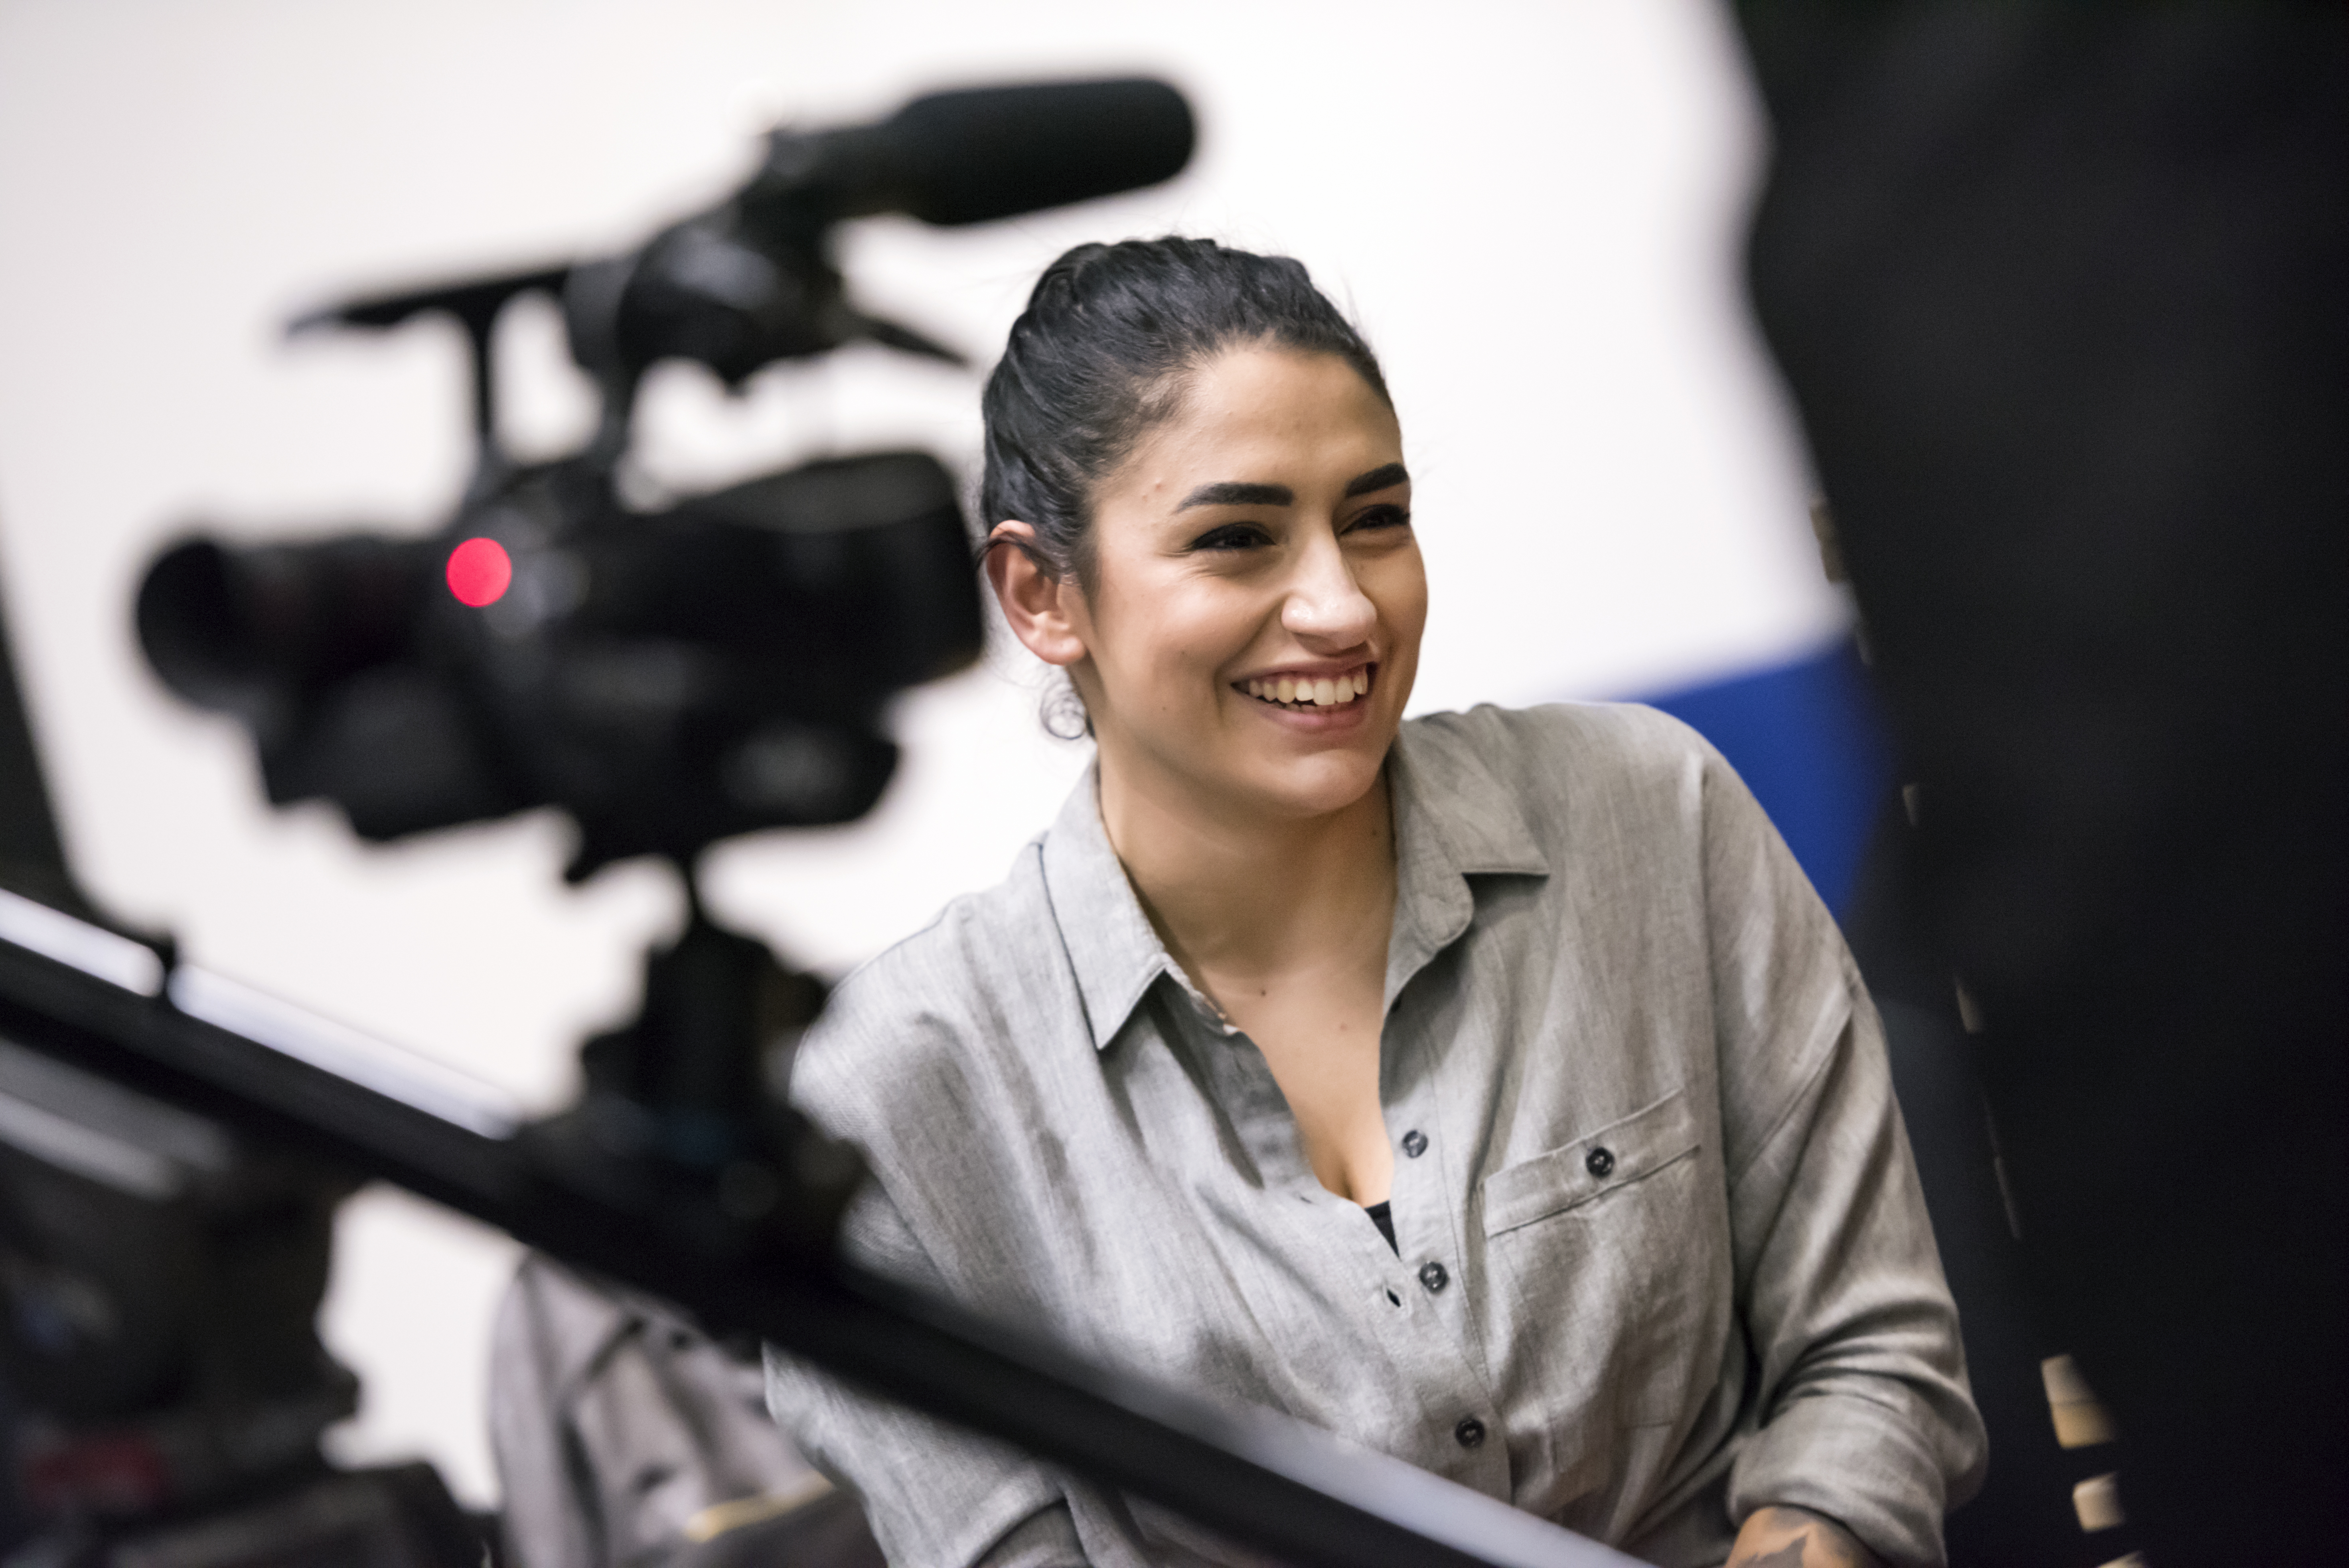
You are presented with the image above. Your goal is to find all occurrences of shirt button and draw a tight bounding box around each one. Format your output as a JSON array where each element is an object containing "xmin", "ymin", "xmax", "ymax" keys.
[
  {"xmin": 1417, "ymin": 1260, "xmax": 1449, "ymax": 1294},
  {"xmin": 1585, "ymin": 1146, "xmax": 1615, "ymax": 1179},
  {"xmin": 1401, "ymin": 1129, "xmax": 1428, "ymax": 1159},
  {"xmin": 1453, "ymin": 1417, "xmax": 1486, "ymax": 1449}
]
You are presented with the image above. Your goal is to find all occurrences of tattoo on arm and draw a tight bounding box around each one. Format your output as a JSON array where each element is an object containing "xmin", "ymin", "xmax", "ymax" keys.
[{"xmin": 1727, "ymin": 1505, "xmax": 1881, "ymax": 1568}]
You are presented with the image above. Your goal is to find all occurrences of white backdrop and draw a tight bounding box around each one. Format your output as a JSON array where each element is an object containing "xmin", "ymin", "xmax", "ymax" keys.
[{"xmin": 0, "ymin": 0, "xmax": 1832, "ymax": 1505}]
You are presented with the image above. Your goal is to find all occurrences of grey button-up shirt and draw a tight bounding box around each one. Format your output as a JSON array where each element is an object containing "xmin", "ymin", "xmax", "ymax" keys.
[{"xmin": 768, "ymin": 704, "xmax": 1984, "ymax": 1568}]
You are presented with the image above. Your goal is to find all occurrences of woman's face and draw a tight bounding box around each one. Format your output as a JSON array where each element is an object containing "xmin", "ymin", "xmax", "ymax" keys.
[{"xmin": 1058, "ymin": 346, "xmax": 1425, "ymax": 824}]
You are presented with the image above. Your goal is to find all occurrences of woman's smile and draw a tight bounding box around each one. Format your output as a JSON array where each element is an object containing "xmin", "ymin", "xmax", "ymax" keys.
[
  {"xmin": 1236, "ymin": 663, "xmax": 1374, "ymax": 710},
  {"xmin": 1232, "ymin": 664, "xmax": 1379, "ymax": 739}
]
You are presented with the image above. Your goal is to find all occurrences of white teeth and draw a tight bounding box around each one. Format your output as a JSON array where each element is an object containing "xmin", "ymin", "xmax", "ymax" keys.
[{"xmin": 1244, "ymin": 667, "xmax": 1374, "ymax": 708}]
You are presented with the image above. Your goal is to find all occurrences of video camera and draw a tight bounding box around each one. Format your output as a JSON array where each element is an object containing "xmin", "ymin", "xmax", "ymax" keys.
[{"xmin": 134, "ymin": 77, "xmax": 1194, "ymax": 878}]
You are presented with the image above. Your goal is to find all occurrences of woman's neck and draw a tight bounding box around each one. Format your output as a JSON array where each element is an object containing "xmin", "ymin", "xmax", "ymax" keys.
[{"xmin": 1096, "ymin": 758, "xmax": 1397, "ymax": 990}]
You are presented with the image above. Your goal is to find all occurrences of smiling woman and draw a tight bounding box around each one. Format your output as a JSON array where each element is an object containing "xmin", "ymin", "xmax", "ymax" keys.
[{"xmin": 763, "ymin": 239, "xmax": 1984, "ymax": 1568}]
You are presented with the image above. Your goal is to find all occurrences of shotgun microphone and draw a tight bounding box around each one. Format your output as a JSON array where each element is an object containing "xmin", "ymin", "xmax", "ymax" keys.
[{"xmin": 749, "ymin": 77, "xmax": 1198, "ymax": 227}]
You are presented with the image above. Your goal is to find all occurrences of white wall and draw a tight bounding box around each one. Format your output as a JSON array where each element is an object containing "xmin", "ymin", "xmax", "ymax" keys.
[{"xmin": 0, "ymin": 0, "xmax": 1831, "ymax": 1507}]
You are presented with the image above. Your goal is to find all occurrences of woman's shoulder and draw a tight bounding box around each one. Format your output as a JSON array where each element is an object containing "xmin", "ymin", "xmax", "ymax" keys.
[
  {"xmin": 1403, "ymin": 699, "xmax": 1722, "ymax": 798},
  {"xmin": 788, "ymin": 840, "xmax": 1072, "ymax": 1139},
  {"xmin": 1396, "ymin": 700, "xmax": 1765, "ymax": 881}
]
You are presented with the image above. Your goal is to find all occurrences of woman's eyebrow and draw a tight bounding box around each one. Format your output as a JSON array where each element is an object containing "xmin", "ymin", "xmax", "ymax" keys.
[
  {"xmin": 1175, "ymin": 464, "xmax": 1409, "ymax": 511},
  {"xmin": 1177, "ymin": 480, "xmax": 1293, "ymax": 510}
]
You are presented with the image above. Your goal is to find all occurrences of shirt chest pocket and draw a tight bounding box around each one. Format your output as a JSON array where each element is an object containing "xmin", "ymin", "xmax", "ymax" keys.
[
  {"xmin": 1478, "ymin": 1088, "xmax": 1712, "ymax": 1429},
  {"xmin": 1482, "ymin": 1089, "xmax": 1702, "ymax": 1234}
]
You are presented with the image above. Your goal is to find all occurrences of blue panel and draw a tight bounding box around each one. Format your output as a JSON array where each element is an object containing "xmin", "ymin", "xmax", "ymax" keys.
[{"xmin": 1634, "ymin": 639, "xmax": 1893, "ymax": 916}]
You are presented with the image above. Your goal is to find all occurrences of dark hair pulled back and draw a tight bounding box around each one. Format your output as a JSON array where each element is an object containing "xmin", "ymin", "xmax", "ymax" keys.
[{"xmin": 980, "ymin": 237, "xmax": 1390, "ymax": 590}]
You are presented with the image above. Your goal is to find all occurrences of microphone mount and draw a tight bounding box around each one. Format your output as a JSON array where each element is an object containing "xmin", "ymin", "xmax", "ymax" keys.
[{"xmin": 295, "ymin": 77, "xmax": 1194, "ymax": 491}]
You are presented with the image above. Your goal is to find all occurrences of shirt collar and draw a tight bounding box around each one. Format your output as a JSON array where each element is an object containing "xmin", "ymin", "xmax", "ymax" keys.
[
  {"xmin": 1041, "ymin": 718, "xmax": 1551, "ymax": 1052},
  {"xmin": 1040, "ymin": 764, "xmax": 1182, "ymax": 1052},
  {"xmin": 1382, "ymin": 715, "xmax": 1550, "ymax": 1010}
]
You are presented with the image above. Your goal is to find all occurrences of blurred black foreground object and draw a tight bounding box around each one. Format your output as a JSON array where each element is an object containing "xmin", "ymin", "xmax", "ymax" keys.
[
  {"xmin": 5, "ymin": 73, "xmax": 1648, "ymax": 1568},
  {"xmin": 1738, "ymin": 6, "xmax": 2349, "ymax": 1562},
  {"xmin": 0, "ymin": 577, "xmax": 489, "ymax": 1567},
  {"xmin": 1843, "ymin": 795, "xmax": 2128, "ymax": 1568}
]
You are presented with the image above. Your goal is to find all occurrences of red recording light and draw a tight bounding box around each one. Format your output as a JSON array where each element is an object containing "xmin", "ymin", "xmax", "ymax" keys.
[{"xmin": 445, "ymin": 538, "xmax": 512, "ymax": 607}]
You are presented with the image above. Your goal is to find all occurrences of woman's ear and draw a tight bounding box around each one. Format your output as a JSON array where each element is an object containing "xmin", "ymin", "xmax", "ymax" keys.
[{"xmin": 984, "ymin": 521, "xmax": 1089, "ymax": 667}]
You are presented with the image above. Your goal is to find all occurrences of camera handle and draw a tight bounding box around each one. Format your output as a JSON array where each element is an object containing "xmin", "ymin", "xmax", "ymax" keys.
[{"xmin": 294, "ymin": 226, "xmax": 964, "ymax": 513}]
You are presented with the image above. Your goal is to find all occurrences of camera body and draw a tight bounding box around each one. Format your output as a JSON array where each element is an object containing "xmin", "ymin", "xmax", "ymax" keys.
[{"xmin": 138, "ymin": 448, "xmax": 979, "ymax": 880}]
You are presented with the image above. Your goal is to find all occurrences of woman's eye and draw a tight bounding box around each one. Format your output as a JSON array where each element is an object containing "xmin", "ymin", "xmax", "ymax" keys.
[
  {"xmin": 1190, "ymin": 523, "xmax": 1270, "ymax": 552},
  {"xmin": 1347, "ymin": 504, "xmax": 1412, "ymax": 535}
]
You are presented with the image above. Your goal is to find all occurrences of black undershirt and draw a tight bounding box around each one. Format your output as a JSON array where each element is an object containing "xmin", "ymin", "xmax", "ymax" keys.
[{"xmin": 1366, "ymin": 1201, "xmax": 1397, "ymax": 1254}]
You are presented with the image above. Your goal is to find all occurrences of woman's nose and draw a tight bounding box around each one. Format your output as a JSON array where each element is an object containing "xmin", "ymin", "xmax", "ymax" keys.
[{"xmin": 1280, "ymin": 533, "xmax": 1376, "ymax": 648}]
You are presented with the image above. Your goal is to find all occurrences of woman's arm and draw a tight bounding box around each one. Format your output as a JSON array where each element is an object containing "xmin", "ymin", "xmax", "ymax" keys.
[
  {"xmin": 1693, "ymin": 739, "xmax": 1986, "ymax": 1563},
  {"xmin": 1726, "ymin": 1506, "xmax": 1885, "ymax": 1568}
]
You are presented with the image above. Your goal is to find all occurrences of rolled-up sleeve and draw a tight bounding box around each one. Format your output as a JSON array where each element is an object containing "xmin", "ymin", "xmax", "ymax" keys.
[
  {"xmin": 1702, "ymin": 750, "xmax": 1987, "ymax": 1564},
  {"xmin": 1724, "ymin": 985, "xmax": 1986, "ymax": 1564}
]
